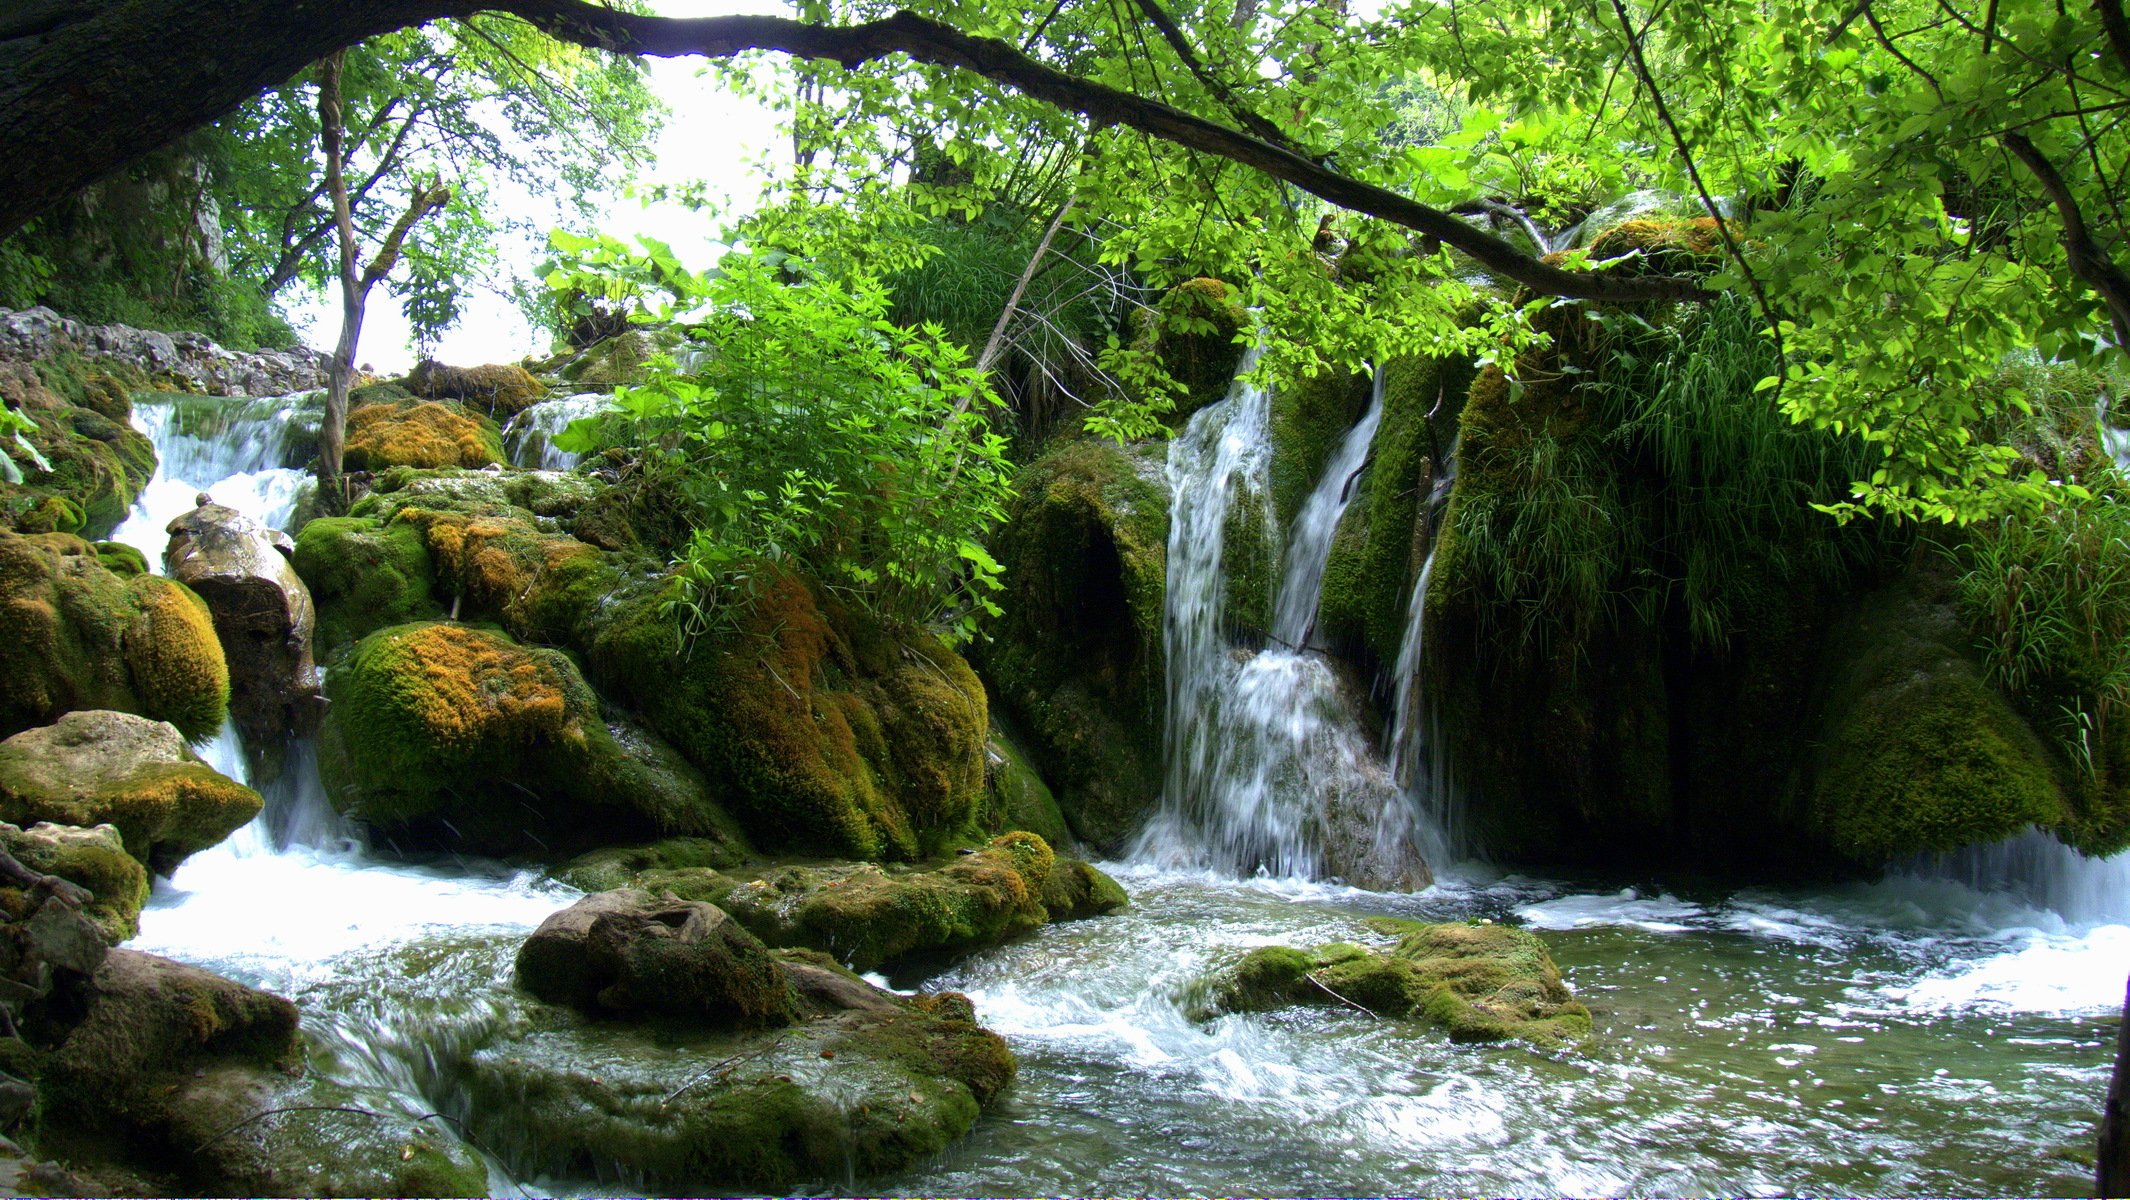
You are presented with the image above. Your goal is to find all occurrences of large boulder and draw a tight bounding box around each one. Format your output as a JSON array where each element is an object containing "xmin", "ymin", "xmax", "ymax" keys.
[
  {"xmin": 978, "ymin": 439, "xmax": 1169, "ymax": 850},
  {"xmin": 0, "ymin": 359, "xmax": 156, "ymax": 539},
  {"xmin": 0, "ymin": 530, "xmax": 229, "ymax": 741},
  {"xmin": 468, "ymin": 931, "xmax": 1014, "ymax": 1191},
  {"xmin": 515, "ymin": 888, "xmax": 794, "ymax": 1024},
  {"xmin": 1192, "ymin": 917, "xmax": 1590, "ymax": 1045},
  {"xmin": 0, "ymin": 821, "xmax": 147, "ymax": 941},
  {"xmin": 317, "ymin": 621, "xmax": 749, "ymax": 858},
  {"xmin": 565, "ymin": 832, "xmax": 1127, "ymax": 974},
  {"xmin": 0, "ymin": 711, "xmax": 259, "ymax": 875},
  {"xmin": 341, "ymin": 398, "xmax": 504, "ymax": 472},
  {"xmin": 35, "ymin": 948, "xmax": 484, "ymax": 1196},
  {"xmin": 162, "ymin": 499, "xmax": 322, "ymax": 742},
  {"xmin": 404, "ymin": 359, "xmax": 545, "ymax": 420}
]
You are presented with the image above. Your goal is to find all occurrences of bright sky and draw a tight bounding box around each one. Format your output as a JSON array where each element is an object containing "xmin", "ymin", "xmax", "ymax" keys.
[{"xmin": 286, "ymin": 0, "xmax": 790, "ymax": 373}]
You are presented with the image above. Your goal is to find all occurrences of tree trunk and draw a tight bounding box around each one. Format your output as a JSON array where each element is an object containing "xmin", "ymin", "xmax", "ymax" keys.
[{"xmin": 2105, "ymin": 971, "xmax": 2130, "ymax": 1198}]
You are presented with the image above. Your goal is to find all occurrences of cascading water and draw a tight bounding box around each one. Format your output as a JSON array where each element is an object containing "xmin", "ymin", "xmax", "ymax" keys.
[
  {"xmin": 1137, "ymin": 365, "xmax": 1434, "ymax": 889},
  {"xmin": 1383, "ymin": 437, "xmax": 1460, "ymax": 864},
  {"xmin": 502, "ymin": 391, "xmax": 612, "ymax": 470}
]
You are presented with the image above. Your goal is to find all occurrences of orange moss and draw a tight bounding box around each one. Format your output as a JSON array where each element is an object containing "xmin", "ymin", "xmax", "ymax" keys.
[
  {"xmin": 363, "ymin": 623, "xmax": 576, "ymax": 752},
  {"xmin": 343, "ymin": 400, "xmax": 504, "ymax": 471}
]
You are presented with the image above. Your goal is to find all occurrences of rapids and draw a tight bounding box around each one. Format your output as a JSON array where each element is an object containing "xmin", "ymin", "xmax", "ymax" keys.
[{"xmin": 107, "ymin": 387, "xmax": 2130, "ymax": 1196}]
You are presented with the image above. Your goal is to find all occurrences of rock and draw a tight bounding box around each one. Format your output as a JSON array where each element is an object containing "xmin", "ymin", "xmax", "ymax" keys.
[
  {"xmin": 583, "ymin": 833, "xmax": 1127, "ymax": 973},
  {"xmin": 0, "ymin": 711, "xmax": 260, "ymax": 875},
  {"xmin": 978, "ymin": 439, "xmax": 1169, "ymax": 850},
  {"xmin": 1191, "ymin": 917, "xmax": 1590, "ymax": 1045},
  {"xmin": 0, "ymin": 530, "xmax": 230, "ymax": 741},
  {"xmin": 0, "ymin": 822, "xmax": 147, "ymax": 942},
  {"xmin": 0, "ymin": 362, "xmax": 155, "ymax": 541},
  {"xmin": 461, "ymin": 955, "xmax": 1013, "ymax": 1191},
  {"xmin": 317, "ymin": 622, "xmax": 746, "ymax": 858},
  {"xmin": 1135, "ymin": 278, "xmax": 1248, "ymax": 426},
  {"xmin": 404, "ymin": 359, "xmax": 545, "ymax": 419},
  {"xmin": 515, "ymin": 889, "xmax": 794, "ymax": 1024},
  {"xmin": 288, "ymin": 515, "xmax": 441, "ymax": 656},
  {"xmin": 162, "ymin": 502, "xmax": 322, "ymax": 742},
  {"xmin": 0, "ymin": 306, "xmax": 327, "ymax": 398},
  {"xmin": 21, "ymin": 899, "xmax": 105, "ymax": 979},
  {"xmin": 341, "ymin": 398, "xmax": 504, "ymax": 471},
  {"xmin": 979, "ymin": 723, "xmax": 1070, "ymax": 847},
  {"xmin": 0, "ymin": 1073, "xmax": 33, "ymax": 1127}
]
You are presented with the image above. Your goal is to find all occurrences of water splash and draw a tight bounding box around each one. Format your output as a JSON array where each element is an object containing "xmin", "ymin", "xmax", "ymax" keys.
[
  {"xmin": 1138, "ymin": 364, "xmax": 1433, "ymax": 889},
  {"xmin": 111, "ymin": 393, "xmax": 315, "ymax": 565},
  {"xmin": 502, "ymin": 393, "xmax": 611, "ymax": 470}
]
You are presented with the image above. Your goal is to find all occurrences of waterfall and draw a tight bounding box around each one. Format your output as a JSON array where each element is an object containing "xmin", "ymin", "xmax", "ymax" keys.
[
  {"xmin": 502, "ymin": 392, "xmax": 612, "ymax": 470},
  {"xmin": 1383, "ymin": 437, "xmax": 1460, "ymax": 864},
  {"xmin": 1137, "ymin": 363, "xmax": 1433, "ymax": 890},
  {"xmin": 1895, "ymin": 827, "xmax": 2130, "ymax": 927}
]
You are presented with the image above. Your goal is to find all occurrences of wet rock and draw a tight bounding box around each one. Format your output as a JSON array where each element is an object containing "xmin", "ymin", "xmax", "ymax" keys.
[
  {"xmin": 979, "ymin": 723, "xmax": 1070, "ymax": 847},
  {"xmin": 21, "ymin": 900, "xmax": 103, "ymax": 979},
  {"xmin": 162, "ymin": 500, "xmax": 322, "ymax": 742},
  {"xmin": 0, "ymin": 306, "xmax": 327, "ymax": 398},
  {"xmin": 0, "ymin": 1073, "xmax": 32, "ymax": 1127},
  {"xmin": 1191, "ymin": 917, "xmax": 1590, "ymax": 1045},
  {"xmin": 515, "ymin": 888, "xmax": 794, "ymax": 1025},
  {"xmin": 0, "ymin": 822, "xmax": 147, "ymax": 942},
  {"xmin": 464, "ymin": 945, "xmax": 1013, "ymax": 1191},
  {"xmin": 576, "ymin": 833, "xmax": 1127, "ymax": 973},
  {"xmin": 0, "ymin": 711, "xmax": 261, "ymax": 875},
  {"xmin": 0, "ymin": 363, "xmax": 156, "ymax": 541},
  {"xmin": 0, "ymin": 530, "xmax": 229, "ymax": 741}
]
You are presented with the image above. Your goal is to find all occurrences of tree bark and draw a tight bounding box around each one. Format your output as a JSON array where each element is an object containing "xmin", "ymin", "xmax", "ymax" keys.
[
  {"xmin": 2105, "ymin": 971, "xmax": 2130, "ymax": 1198},
  {"xmin": 0, "ymin": 0, "xmax": 1705, "ymax": 306}
]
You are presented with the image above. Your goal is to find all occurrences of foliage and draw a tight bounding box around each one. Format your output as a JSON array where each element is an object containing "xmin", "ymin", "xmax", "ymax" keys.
[{"xmin": 547, "ymin": 231, "xmax": 1014, "ymax": 642}]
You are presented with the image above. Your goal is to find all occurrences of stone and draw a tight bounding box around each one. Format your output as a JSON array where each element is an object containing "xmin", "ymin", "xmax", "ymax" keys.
[
  {"xmin": 22, "ymin": 898, "xmax": 105, "ymax": 978},
  {"xmin": 0, "ymin": 711, "xmax": 261, "ymax": 875},
  {"xmin": 0, "ymin": 821, "xmax": 146, "ymax": 942},
  {"xmin": 515, "ymin": 888, "xmax": 794, "ymax": 1025},
  {"xmin": 162, "ymin": 501, "xmax": 321, "ymax": 742},
  {"xmin": 0, "ymin": 306, "xmax": 327, "ymax": 398}
]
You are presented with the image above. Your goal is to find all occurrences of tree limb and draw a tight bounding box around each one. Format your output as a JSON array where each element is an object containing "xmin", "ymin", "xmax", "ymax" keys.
[
  {"xmin": 1127, "ymin": 0, "xmax": 1303, "ymax": 155},
  {"xmin": 2004, "ymin": 130, "xmax": 2130, "ymax": 347},
  {"xmin": 977, "ymin": 195, "xmax": 1075, "ymax": 377},
  {"xmin": 2100, "ymin": 0, "xmax": 2130, "ymax": 82}
]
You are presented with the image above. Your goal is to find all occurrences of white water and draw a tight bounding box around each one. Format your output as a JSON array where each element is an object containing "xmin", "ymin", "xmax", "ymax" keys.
[
  {"xmin": 1137, "ymin": 364, "xmax": 1432, "ymax": 889},
  {"xmin": 502, "ymin": 392, "xmax": 611, "ymax": 470}
]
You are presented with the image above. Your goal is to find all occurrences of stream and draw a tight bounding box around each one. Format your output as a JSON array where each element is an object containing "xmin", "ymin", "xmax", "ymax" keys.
[{"xmin": 105, "ymin": 386, "xmax": 2129, "ymax": 1196}]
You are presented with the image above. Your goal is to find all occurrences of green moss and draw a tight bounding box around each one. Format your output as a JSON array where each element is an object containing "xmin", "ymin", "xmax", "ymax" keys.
[
  {"xmin": 341, "ymin": 399, "xmax": 504, "ymax": 472},
  {"xmin": 404, "ymin": 360, "xmax": 546, "ymax": 419},
  {"xmin": 977, "ymin": 721, "xmax": 1070, "ymax": 846},
  {"xmin": 318, "ymin": 621, "xmax": 743, "ymax": 857},
  {"xmin": 1136, "ymin": 278, "xmax": 1249, "ymax": 424},
  {"xmin": 1267, "ymin": 366, "xmax": 1373, "ymax": 530},
  {"xmin": 1040, "ymin": 857, "xmax": 1129, "ymax": 920},
  {"xmin": 559, "ymin": 330, "xmax": 658, "ymax": 389},
  {"xmin": 560, "ymin": 836, "xmax": 745, "ymax": 892},
  {"xmin": 0, "ymin": 532, "xmax": 229, "ymax": 740},
  {"xmin": 0, "ymin": 821, "xmax": 149, "ymax": 941},
  {"xmin": 1811, "ymin": 571, "xmax": 2069, "ymax": 860},
  {"xmin": 290, "ymin": 516, "xmax": 443, "ymax": 656},
  {"xmin": 92, "ymin": 541, "xmax": 146, "ymax": 578},
  {"xmin": 977, "ymin": 439, "xmax": 1170, "ymax": 850},
  {"xmin": 0, "ymin": 362, "xmax": 156, "ymax": 540},
  {"xmin": 1195, "ymin": 919, "xmax": 1589, "ymax": 1045},
  {"xmin": 1219, "ymin": 480, "xmax": 1276, "ymax": 640}
]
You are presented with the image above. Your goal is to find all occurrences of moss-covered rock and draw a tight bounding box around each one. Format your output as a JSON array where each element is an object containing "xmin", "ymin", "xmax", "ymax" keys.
[
  {"xmin": 456, "ymin": 967, "xmax": 1013, "ymax": 1191},
  {"xmin": 341, "ymin": 398, "xmax": 504, "ymax": 472},
  {"xmin": 977, "ymin": 722, "xmax": 1070, "ymax": 847},
  {"xmin": 0, "ymin": 530, "xmax": 232, "ymax": 741},
  {"xmin": 0, "ymin": 821, "xmax": 148, "ymax": 942},
  {"xmin": 289, "ymin": 515, "xmax": 443, "ymax": 655},
  {"xmin": 0, "ymin": 362, "xmax": 156, "ymax": 540},
  {"xmin": 559, "ymin": 836, "xmax": 747, "ymax": 892},
  {"xmin": 1267, "ymin": 366, "xmax": 1373, "ymax": 531},
  {"xmin": 978, "ymin": 439, "xmax": 1169, "ymax": 850},
  {"xmin": 1039, "ymin": 856, "xmax": 1130, "ymax": 921},
  {"xmin": 1808, "ymin": 570, "xmax": 2071, "ymax": 859},
  {"xmin": 1137, "ymin": 278, "xmax": 1249, "ymax": 425},
  {"xmin": 516, "ymin": 888, "xmax": 795, "ymax": 1024},
  {"xmin": 1193, "ymin": 918, "xmax": 1589, "ymax": 1045},
  {"xmin": 0, "ymin": 711, "xmax": 259, "ymax": 875},
  {"xmin": 318, "ymin": 621, "xmax": 747, "ymax": 858},
  {"xmin": 557, "ymin": 330, "xmax": 661, "ymax": 389},
  {"xmin": 404, "ymin": 359, "xmax": 546, "ymax": 419}
]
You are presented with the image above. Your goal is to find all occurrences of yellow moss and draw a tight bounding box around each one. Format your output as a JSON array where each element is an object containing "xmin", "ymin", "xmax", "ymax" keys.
[
  {"xmin": 1587, "ymin": 217, "xmax": 1727, "ymax": 270},
  {"xmin": 374, "ymin": 622, "xmax": 576, "ymax": 752},
  {"xmin": 404, "ymin": 360, "xmax": 546, "ymax": 419},
  {"xmin": 122, "ymin": 576, "xmax": 231, "ymax": 741},
  {"xmin": 343, "ymin": 401, "xmax": 504, "ymax": 471}
]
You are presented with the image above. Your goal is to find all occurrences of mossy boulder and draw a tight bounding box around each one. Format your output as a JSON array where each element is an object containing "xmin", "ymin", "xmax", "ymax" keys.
[
  {"xmin": 0, "ymin": 531, "xmax": 232, "ymax": 740},
  {"xmin": 563, "ymin": 833, "xmax": 1126, "ymax": 972},
  {"xmin": 560, "ymin": 836, "xmax": 746, "ymax": 892},
  {"xmin": 978, "ymin": 722, "xmax": 1070, "ymax": 847},
  {"xmin": 1136, "ymin": 278, "xmax": 1249, "ymax": 424},
  {"xmin": 289, "ymin": 515, "xmax": 443, "ymax": 655},
  {"xmin": 557, "ymin": 330, "xmax": 662, "ymax": 389},
  {"xmin": 1193, "ymin": 917, "xmax": 1589, "ymax": 1045},
  {"xmin": 0, "ymin": 362, "xmax": 156, "ymax": 540},
  {"xmin": 404, "ymin": 359, "xmax": 546, "ymax": 419},
  {"xmin": 341, "ymin": 398, "xmax": 504, "ymax": 472},
  {"xmin": 516, "ymin": 888, "xmax": 796, "ymax": 1024},
  {"xmin": 1808, "ymin": 570, "xmax": 2071, "ymax": 859},
  {"xmin": 588, "ymin": 572, "xmax": 989, "ymax": 862},
  {"xmin": 1267, "ymin": 365, "xmax": 1374, "ymax": 531},
  {"xmin": 979, "ymin": 439, "xmax": 1169, "ymax": 850},
  {"xmin": 456, "ymin": 966, "xmax": 1013, "ymax": 1191},
  {"xmin": 318, "ymin": 621, "xmax": 747, "ymax": 858},
  {"xmin": 0, "ymin": 711, "xmax": 260, "ymax": 875},
  {"xmin": 0, "ymin": 821, "xmax": 148, "ymax": 942}
]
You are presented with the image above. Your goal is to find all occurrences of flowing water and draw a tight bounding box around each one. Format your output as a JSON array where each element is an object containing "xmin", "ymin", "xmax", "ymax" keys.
[
  {"xmin": 102, "ymin": 389, "xmax": 2130, "ymax": 1196},
  {"xmin": 502, "ymin": 392, "xmax": 612, "ymax": 470}
]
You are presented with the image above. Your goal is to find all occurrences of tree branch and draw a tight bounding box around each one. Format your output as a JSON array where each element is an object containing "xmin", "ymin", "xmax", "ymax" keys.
[
  {"xmin": 1127, "ymin": 0, "xmax": 1303, "ymax": 155},
  {"xmin": 2100, "ymin": 0, "xmax": 2130, "ymax": 81},
  {"xmin": 2004, "ymin": 130, "xmax": 2130, "ymax": 347}
]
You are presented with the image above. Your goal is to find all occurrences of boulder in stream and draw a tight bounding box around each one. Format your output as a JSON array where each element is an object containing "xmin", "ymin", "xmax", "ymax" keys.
[
  {"xmin": 1191, "ymin": 917, "xmax": 1591, "ymax": 1045},
  {"xmin": 0, "ymin": 530, "xmax": 230, "ymax": 741},
  {"xmin": 0, "ymin": 821, "xmax": 146, "ymax": 942},
  {"xmin": 516, "ymin": 888, "xmax": 795, "ymax": 1024},
  {"xmin": 340, "ymin": 396, "xmax": 504, "ymax": 472},
  {"xmin": 162, "ymin": 499, "xmax": 323, "ymax": 743},
  {"xmin": 0, "ymin": 711, "xmax": 259, "ymax": 876},
  {"xmin": 404, "ymin": 359, "xmax": 546, "ymax": 420}
]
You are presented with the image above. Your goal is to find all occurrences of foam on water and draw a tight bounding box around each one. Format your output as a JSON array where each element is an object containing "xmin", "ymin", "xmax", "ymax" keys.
[{"xmin": 503, "ymin": 392, "xmax": 612, "ymax": 470}]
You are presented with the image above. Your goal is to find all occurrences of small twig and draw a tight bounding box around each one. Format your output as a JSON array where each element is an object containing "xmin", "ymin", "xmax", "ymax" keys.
[{"xmin": 1304, "ymin": 970, "xmax": 1383, "ymax": 1019}]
